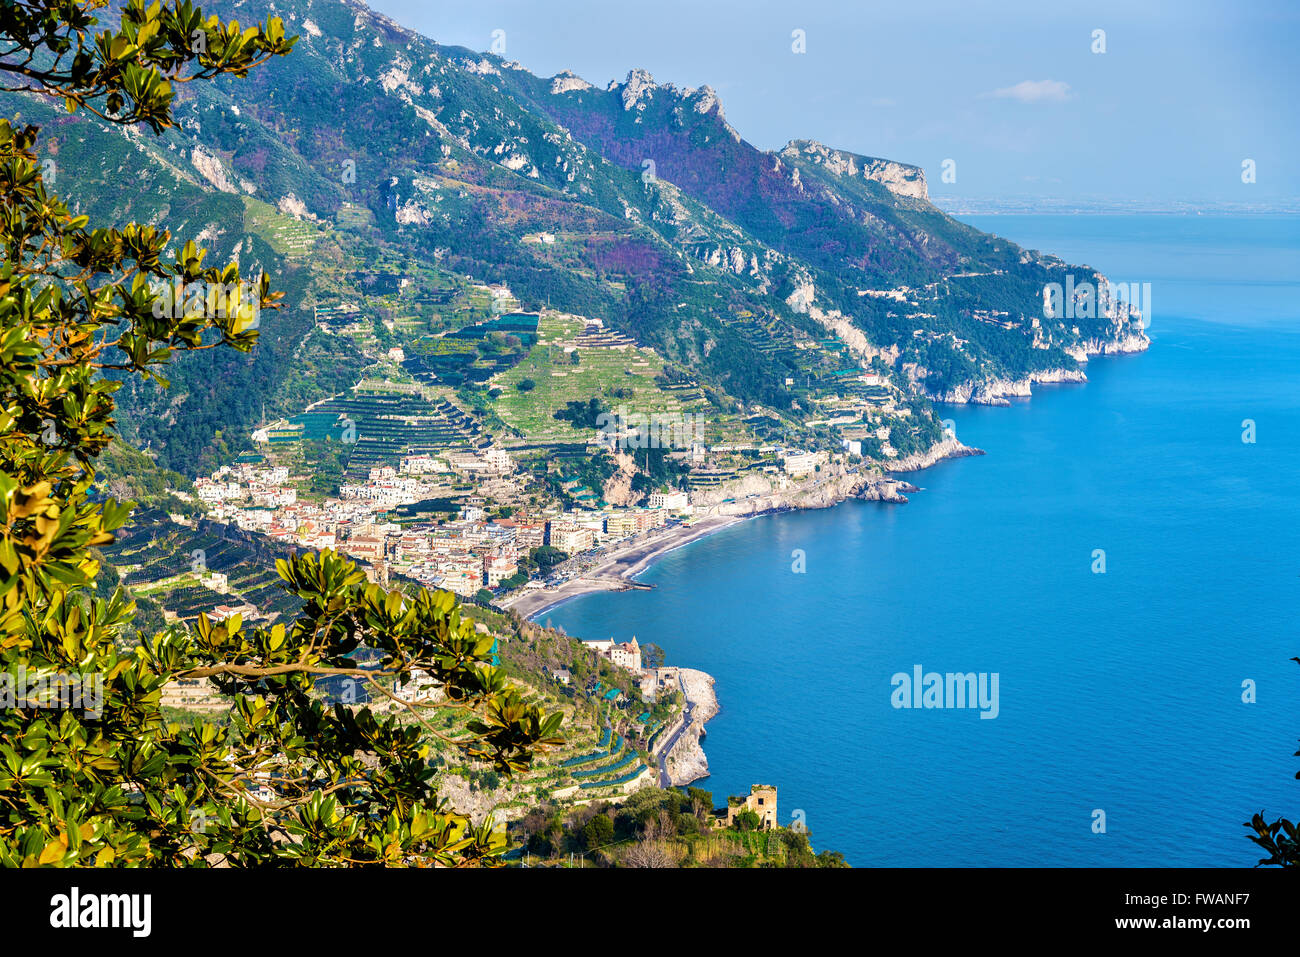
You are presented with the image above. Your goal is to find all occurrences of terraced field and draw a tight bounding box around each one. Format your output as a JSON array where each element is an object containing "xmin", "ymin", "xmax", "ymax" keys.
[
  {"xmin": 242, "ymin": 196, "xmax": 319, "ymax": 259},
  {"xmin": 402, "ymin": 312, "xmax": 539, "ymax": 386},
  {"xmin": 492, "ymin": 314, "xmax": 701, "ymax": 442},
  {"xmin": 101, "ymin": 517, "xmax": 305, "ymax": 623},
  {"xmin": 526, "ymin": 718, "xmax": 653, "ymax": 800},
  {"xmin": 269, "ymin": 385, "xmax": 490, "ymax": 478}
]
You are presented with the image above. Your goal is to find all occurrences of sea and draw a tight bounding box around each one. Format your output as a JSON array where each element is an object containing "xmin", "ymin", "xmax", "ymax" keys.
[{"xmin": 543, "ymin": 214, "xmax": 1300, "ymax": 866}]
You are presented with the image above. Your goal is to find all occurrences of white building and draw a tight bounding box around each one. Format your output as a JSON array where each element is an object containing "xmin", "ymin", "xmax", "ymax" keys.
[
  {"xmin": 548, "ymin": 522, "xmax": 594, "ymax": 554},
  {"xmin": 484, "ymin": 553, "xmax": 519, "ymax": 587},
  {"xmin": 400, "ymin": 454, "xmax": 447, "ymax": 474},
  {"xmin": 585, "ymin": 637, "xmax": 642, "ymax": 673},
  {"xmin": 484, "ymin": 446, "xmax": 513, "ymax": 473},
  {"xmin": 780, "ymin": 450, "xmax": 828, "ymax": 476},
  {"xmin": 393, "ymin": 669, "xmax": 445, "ymax": 704},
  {"xmin": 648, "ymin": 490, "xmax": 689, "ymax": 510},
  {"xmin": 201, "ymin": 572, "xmax": 228, "ymax": 594},
  {"xmin": 195, "ymin": 480, "xmax": 242, "ymax": 503}
]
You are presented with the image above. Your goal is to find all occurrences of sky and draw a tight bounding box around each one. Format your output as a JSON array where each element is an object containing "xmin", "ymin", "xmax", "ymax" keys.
[{"xmin": 369, "ymin": 0, "xmax": 1299, "ymax": 208}]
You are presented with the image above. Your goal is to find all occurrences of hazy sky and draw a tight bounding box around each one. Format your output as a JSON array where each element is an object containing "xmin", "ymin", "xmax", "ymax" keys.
[{"xmin": 369, "ymin": 0, "xmax": 1298, "ymax": 207}]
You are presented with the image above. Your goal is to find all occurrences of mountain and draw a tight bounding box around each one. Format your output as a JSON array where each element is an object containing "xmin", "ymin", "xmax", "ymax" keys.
[{"xmin": 17, "ymin": 0, "xmax": 1147, "ymax": 474}]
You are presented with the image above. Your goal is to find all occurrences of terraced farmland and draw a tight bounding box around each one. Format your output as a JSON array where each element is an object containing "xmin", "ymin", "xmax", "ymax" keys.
[
  {"xmin": 492, "ymin": 314, "xmax": 701, "ymax": 442},
  {"xmin": 269, "ymin": 386, "xmax": 491, "ymax": 478},
  {"xmin": 242, "ymin": 196, "xmax": 319, "ymax": 259},
  {"xmin": 401, "ymin": 312, "xmax": 538, "ymax": 386},
  {"xmin": 101, "ymin": 515, "xmax": 305, "ymax": 623}
]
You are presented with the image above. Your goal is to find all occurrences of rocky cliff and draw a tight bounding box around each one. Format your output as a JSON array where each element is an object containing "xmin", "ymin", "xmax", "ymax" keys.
[
  {"xmin": 779, "ymin": 139, "xmax": 928, "ymax": 200},
  {"xmin": 665, "ymin": 668, "xmax": 719, "ymax": 787},
  {"xmin": 928, "ymin": 368, "xmax": 1090, "ymax": 405}
]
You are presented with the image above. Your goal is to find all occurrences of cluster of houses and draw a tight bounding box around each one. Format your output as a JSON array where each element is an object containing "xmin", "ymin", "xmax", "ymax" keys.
[
  {"xmin": 195, "ymin": 464, "xmax": 298, "ymax": 509},
  {"xmin": 193, "ymin": 458, "xmax": 700, "ymax": 599},
  {"xmin": 341, "ymin": 500, "xmax": 692, "ymax": 596},
  {"xmin": 337, "ymin": 452, "xmax": 510, "ymax": 507},
  {"xmin": 545, "ymin": 505, "xmax": 670, "ymax": 555}
]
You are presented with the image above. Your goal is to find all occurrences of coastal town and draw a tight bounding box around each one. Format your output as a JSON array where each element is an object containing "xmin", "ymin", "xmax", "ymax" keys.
[
  {"xmin": 183, "ymin": 412, "xmax": 939, "ymax": 621},
  {"xmin": 194, "ymin": 448, "xmax": 686, "ymax": 604},
  {"xmin": 166, "ymin": 295, "xmax": 972, "ymax": 628},
  {"xmin": 105, "ymin": 297, "xmax": 968, "ymax": 832}
]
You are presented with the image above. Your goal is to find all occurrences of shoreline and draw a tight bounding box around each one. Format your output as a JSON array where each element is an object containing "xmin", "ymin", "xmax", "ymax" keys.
[
  {"xmin": 663, "ymin": 668, "xmax": 719, "ymax": 787},
  {"xmin": 508, "ymin": 335, "xmax": 1148, "ymax": 624},
  {"xmin": 508, "ymin": 341, "xmax": 1152, "ymax": 625},
  {"xmin": 506, "ymin": 444, "xmax": 980, "ymax": 798},
  {"xmin": 504, "ymin": 514, "xmax": 745, "ymax": 621},
  {"xmin": 505, "ymin": 334, "xmax": 1158, "ymax": 625},
  {"xmin": 508, "ymin": 438, "xmax": 981, "ymax": 624},
  {"xmin": 507, "ymin": 340, "xmax": 1148, "ymax": 803}
]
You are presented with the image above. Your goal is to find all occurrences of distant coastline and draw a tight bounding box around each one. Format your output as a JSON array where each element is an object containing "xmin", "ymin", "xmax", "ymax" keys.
[
  {"xmin": 512, "ymin": 335, "xmax": 1149, "ymax": 626},
  {"xmin": 514, "ymin": 319, "xmax": 1150, "ymax": 816},
  {"xmin": 932, "ymin": 200, "xmax": 1300, "ymax": 216}
]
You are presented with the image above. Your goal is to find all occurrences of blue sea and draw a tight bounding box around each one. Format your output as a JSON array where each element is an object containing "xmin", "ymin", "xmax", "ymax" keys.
[{"xmin": 544, "ymin": 214, "xmax": 1300, "ymax": 866}]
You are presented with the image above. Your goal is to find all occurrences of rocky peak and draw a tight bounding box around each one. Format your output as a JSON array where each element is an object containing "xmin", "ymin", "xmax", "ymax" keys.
[
  {"xmin": 780, "ymin": 139, "xmax": 928, "ymax": 201},
  {"xmin": 691, "ymin": 85, "xmax": 724, "ymax": 119},
  {"xmin": 550, "ymin": 70, "xmax": 593, "ymax": 95},
  {"xmin": 615, "ymin": 68, "xmax": 658, "ymax": 111}
]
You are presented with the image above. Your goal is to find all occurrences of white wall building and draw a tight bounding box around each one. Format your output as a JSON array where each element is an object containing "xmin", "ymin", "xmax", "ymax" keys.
[
  {"xmin": 585, "ymin": 637, "xmax": 642, "ymax": 673},
  {"xmin": 648, "ymin": 490, "xmax": 689, "ymax": 510},
  {"xmin": 780, "ymin": 450, "xmax": 828, "ymax": 476}
]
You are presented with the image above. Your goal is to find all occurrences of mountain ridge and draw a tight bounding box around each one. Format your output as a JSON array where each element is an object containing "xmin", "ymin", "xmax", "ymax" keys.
[{"xmin": 20, "ymin": 0, "xmax": 1146, "ymax": 475}]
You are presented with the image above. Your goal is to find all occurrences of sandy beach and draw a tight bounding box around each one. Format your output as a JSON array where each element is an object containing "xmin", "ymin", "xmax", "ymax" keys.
[
  {"xmin": 503, "ymin": 514, "xmax": 744, "ymax": 620},
  {"xmin": 504, "ymin": 442, "xmax": 982, "ymax": 623}
]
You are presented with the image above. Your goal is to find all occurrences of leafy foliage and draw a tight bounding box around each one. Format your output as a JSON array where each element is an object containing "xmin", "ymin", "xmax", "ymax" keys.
[
  {"xmin": 0, "ymin": 0, "xmax": 562, "ymax": 868},
  {"xmin": 515, "ymin": 788, "xmax": 849, "ymax": 868},
  {"xmin": 1244, "ymin": 656, "xmax": 1299, "ymax": 867},
  {"xmin": 0, "ymin": 0, "xmax": 294, "ymax": 132}
]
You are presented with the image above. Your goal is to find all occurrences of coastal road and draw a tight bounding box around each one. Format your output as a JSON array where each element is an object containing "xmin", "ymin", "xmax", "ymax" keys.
[{"xmin": 654, "ymin": 679, "xmax": 696, "ymax": 787}]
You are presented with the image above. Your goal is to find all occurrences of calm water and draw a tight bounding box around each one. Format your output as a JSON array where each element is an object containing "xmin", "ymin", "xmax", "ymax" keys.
[{"xmin": 545, "ymin": 214, "xmax": 1300, "ymax": 866}]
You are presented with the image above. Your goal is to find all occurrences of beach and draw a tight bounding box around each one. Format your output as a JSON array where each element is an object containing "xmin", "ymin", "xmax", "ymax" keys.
[
  {"xmin": 504, "ymin": 441, "xmax": 981, "ymax": 623},
  {"xmin": 503, "ymin": 514, "xmax": 744, "ymax": 620}
]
